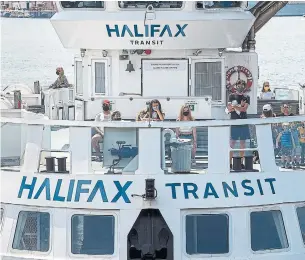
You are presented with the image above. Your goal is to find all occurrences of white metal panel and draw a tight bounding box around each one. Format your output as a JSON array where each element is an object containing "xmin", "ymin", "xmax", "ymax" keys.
[{"xmin": 142, "ymin": 59, "xmax": 188, "ymax": 97}]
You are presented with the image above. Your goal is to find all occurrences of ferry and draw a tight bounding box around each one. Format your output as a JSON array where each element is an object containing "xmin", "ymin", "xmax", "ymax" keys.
[{"xmin": 1, "ymin": 1, "xmax": 305, "ymax": 260}]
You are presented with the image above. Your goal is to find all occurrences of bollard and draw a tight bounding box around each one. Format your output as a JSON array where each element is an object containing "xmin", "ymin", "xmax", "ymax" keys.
[
  {"xmin": 45, "ymin": 157, "xmax": 55, "ymax": 172},
  {"xmin": 57, "ymin": 157, "xmax": 67, "ymax": 173},
  {"xmin": 232, "ymin": 157, "xmax": 242, "ymax": 171},
  {"xmin": 244, "ymin": 156, "xmax": 254, "ymax": 171},
  {"xmin": 13, "ymin": 90, "xmax": 22, "ymax": 109}
]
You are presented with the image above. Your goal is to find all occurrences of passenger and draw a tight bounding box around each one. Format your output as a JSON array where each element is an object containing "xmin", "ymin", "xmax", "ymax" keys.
[
  {"xmin": 49, "ymin": 67, "xmax": 69, "ymax": 89},
  {"xmin": 148, "ymin": 99, "xmax": 165, "ymax": 121},
  {"xmin": 136, "ymin": 105, "xmax": 149, "ymax": 121},
  {"xmin": 226, "ymin": 91, "xmax": 250, "ymax": 169},
  {"xmin": 91, "ymin": 100, "xmax": 112, "ymax": 161},
  {"xmin": 276, "ymin": 123, "xmax": 295, "ymax": 169},
  {"xmin": 277, "ymin": 103, "xmax": 294, "ymax": 116},
  {"xmin": 261, "ymin": 104, "xmax": 276, "ymax": 118},
  {"xmin": 111, "ymin": 110, "xmax": 122, "ymax": 121},
  {"xmin": 291, "ymin": 122, "xmax": 301, "ymax": 168},
  {"xmin": 298, "ymin": 122, "xmax": 305, "ymax": 165},
  {"xmin": 176, "ymin": 104, "xmax": 197, "ymax": 166},
  {"xmin": 259, "ymin": 81, "xmax": 275, "ymax": 100}
]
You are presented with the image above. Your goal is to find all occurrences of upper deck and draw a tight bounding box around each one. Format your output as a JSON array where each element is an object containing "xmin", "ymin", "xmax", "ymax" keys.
[{"xmin": 50, "ymin": 1, "xmax": 255, "ymax": 50}]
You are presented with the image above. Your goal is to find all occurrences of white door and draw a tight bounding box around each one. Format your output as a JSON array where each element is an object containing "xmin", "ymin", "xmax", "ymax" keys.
[
  {"xmin": 141, "ymin": 59, "xmax": 189, "ymax": 97},
  {"xmin": 191, "ymin": 59, "xmax": 224, "ymax": 102}
]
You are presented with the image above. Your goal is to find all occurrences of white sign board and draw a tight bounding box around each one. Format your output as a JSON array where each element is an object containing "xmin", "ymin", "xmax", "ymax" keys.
[{"xmin": 142, "ymin": 59, "xmax": 188, "ymax": 97}]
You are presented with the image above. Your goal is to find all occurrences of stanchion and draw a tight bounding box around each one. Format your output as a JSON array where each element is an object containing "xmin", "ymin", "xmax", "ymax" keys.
[
  {"xmin": 45, "ymin": 157, "xmax": 55, "ymax": 172},
  {"xmin": 57, "ymin": 157, "xmax": 68, "ymax": 173}
]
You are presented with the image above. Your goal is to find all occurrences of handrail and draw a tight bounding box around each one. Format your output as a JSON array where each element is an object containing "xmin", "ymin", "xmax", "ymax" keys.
[{"xmin": 0, "ymin": 115, "xmax": 304, "ymax": 128}]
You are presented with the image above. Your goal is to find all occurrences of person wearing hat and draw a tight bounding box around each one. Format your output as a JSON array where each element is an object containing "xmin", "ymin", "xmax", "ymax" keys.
[
  {"xmin": 91, "ymin": 100, "xmax": 112, "ymax": 161},
  {"xmin": 261, "ymin": 104, "xmax": 276, "ymax": 118},
  {"xmin": 49, "ymin": 67, "xmax": 69, "ymax": 89},
  {"xmin": 259, "ymin": 81, "xmax": 275, "ymax": 100}
]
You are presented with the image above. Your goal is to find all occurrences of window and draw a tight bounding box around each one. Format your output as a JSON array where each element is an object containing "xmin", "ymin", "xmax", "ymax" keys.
[
  {"xmin": 194, "ymin": 62, "xmax": 222, "ymax": 101},
  {"xmin": 13, "ymin": 211, "xmax": 50, "ymax": 252},
  {"xmin": 71, "ymin": 215, "xmax": 115, "ymax": 255},
  {"xmin": 196, "ymin": 1, "xmax": 242, "ymax": 9},
  {"xmin": 186, "ymin": 214, "xmax": 229, "ymax": 255},
  {"xmin": 118, "ymin": 1, "xmax": 183, "ymax": 9},
  {"xmin": 75, "ymin": 61, "xmax": 83, "ymax": 95},
  {"xmin": 297, "ymin": 207, "xmax": 305, "ymax": 244},
  {"xmin": 61, "ymin": 1, "xmax": 104, "ymax": 9},
  {"xmin": 94, "ymin": 62, "xmax": 106, "ymax": 94},
  {"xmin": 251, "ymin": 210, "xmax": 288, "ymax": 251}
]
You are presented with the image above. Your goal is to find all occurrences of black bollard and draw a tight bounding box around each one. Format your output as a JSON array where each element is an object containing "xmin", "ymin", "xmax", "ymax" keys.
[
  {"xmin": 45, "ymin": 157, "xmax": 55, "ymax": 172},
  {"xmin": 244, "ymin": 156, "xmax": 254, "ymax": 171},
  {"xmin": 232, "ymin": 157, "xmax": 242, "ymax": 171},
  {"xmin": 57, "ymin": 157, "xmax": 67, "ymax": 173}
]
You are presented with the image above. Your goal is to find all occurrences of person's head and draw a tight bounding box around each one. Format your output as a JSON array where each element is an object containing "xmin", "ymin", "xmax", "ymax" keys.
[
  {"xmin": 102, "ymin": 100, "xmax": 111, "ymax": 113},
  {"xmin": 179, "ymin": 104, "xmax": 194, "ymax": 121},
  {"xmin": 235, "ymin": 79, "xmax": 246, "ymax": 94},
  {"xmin": 262, "ymin": 81, "xmax": 271, "ymax": 92},
  {"xmin": 282, "ymin": 122, "xmax": 290, "ymax": 130},
  {"xmin": 150, "ymin": 99, "xmax": 162, "ymax": 113},
  {"xmin": 111, "ymin": 110, "xmax": 121, "ymax": 121},
  {"xmin": 56, "ymin": 67, "xmax": 64, "ymax": 76},
  {"xmin": 281, "ymin": 103, "xmax": 290, "ymax": 115},
  {"xmin": 262, "ymin": 104, "xmax": 273, "ymax": 118}
]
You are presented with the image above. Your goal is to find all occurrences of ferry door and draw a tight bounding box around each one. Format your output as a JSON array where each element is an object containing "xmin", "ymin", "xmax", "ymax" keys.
[
  {"xmin": 190, "ymin": 58, "xmax": 225, "ymax": 102},
  {"xmin": 141, "ymin": 59, "xmax": 189, "ymax": 97}
]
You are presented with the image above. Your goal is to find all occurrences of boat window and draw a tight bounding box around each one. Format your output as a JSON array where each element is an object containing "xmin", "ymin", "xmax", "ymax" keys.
[
  {"xmin": 71, "ymin": 214, "xmax": 115, "ymax": 255},
  {"xmin": 296, "ymin": 206, "xmax": 305, "ymax": 244},
  {"xmin": 194, "ymin": 61, "xmax": 222, "ymax": 101},
  {"xmin": 12, "ymin": 211, "xmax": 50, "ymax": 252},
  {"xmin": 94, "ymin": 62, "xmax": 106, "ymax": 94},
  {"xmin": 61, "ymin": 1, "xmax": 104, "ymax": 9},
  {"xmin": 251, "ymin": 210, "xmax": 288, "ymax": 251},
  {"xmin": 75, "ymin": 61, "xmax": 83, "ymax": 95},
  {"xmin": 118, "ymin": 1, "xmax": 183, "ymax": 9},
  {"xmin": 196, "ymin": 1, "xmax": 242, "ymax": 9},
  {"xmin": 185, "ymin": 214, "xmax": 229, "ymax": 254}
]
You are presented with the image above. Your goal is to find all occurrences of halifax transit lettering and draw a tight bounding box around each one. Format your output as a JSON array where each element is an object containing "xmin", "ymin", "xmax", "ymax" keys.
[
  {"xmin": 106, "ymin": 24, "xmax": 188, "ymax": 38},
  {"xmin": 18, "ymin": 176, "xmax": 277, "ymax": 203}
]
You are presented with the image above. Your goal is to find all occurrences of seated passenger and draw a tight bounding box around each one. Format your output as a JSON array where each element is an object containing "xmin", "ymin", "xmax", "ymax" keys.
[
  {"xmin": 111, "ymin": 110, "xmax": 122, "ymax": 121},
  {"xmin": 48, "ymin": 67, "xmax": 69, "ymax": 89},
  {"xmin": 91, "ymin": 100, "xmax": 112, "ymax": 161},
  {"xmin": 277, "ymin": 103, "xmax": 294, "ymax": 116},
  {"xmin": 259, "ymin": 82, "xmax": 275, "ymax": 100},
  {"xmin": 136, "ymin": 106, "xmax": 149, "ymax": 121},
  {"xmin": 149, "ymin": 99, "xmax": 165, "ymax": 121},
  {"xmin": 176, "ymin": 105, "xmax": 197, "ymax": 166},
  {"xmin": 261, "ymin": 104, "xmax": 276, "ymax": 118}
]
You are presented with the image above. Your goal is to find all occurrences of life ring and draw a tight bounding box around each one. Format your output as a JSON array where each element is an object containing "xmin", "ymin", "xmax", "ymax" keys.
[{"xmin": 226, "ymin": 66, "xmax": 253, "ymax": 94}]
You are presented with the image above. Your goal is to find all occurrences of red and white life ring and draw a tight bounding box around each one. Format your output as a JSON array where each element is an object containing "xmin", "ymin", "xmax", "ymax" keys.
[{"xmin": 226, "ymin": 66, "xmax": 253, "ymax": 94}]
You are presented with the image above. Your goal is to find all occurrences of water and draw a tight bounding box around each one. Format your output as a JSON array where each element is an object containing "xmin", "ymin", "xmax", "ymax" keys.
[{"xmin": 1, "ymin": 17, "xmax": 305, "ymax": 89}]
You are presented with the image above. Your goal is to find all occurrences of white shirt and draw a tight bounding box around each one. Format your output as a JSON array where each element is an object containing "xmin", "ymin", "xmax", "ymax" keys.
[
  {"xmin": 260, "ymin": 92, "xmax": 275, "ymax": 99},
  {"xmin": 95, "ymin": 112, "xmax": 111, "ymax": 132}
]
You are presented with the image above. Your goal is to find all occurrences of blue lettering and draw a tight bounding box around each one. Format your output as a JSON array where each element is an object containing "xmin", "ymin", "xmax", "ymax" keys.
[
  {"xmin": 165, "ymin": 183, "xmax": 181, "ymax": 199},
  {"xmin": 121, "ymin": 25, "xmax": 134, "ymax": 37},
  {"xmin": 134, "ymin": 25, "xmax": 143, "ymax": 37},
  {"xmin": 111, "ymin": 181, "xmax": 132, "ymax": 203},
  {"xmin": 257, "ymin": 179, "xmax": 264, "ymax": 195},
  {"xmin": 53, "ymin": 179, "xmax": 65, "ymax": 202},
  {"xmin": 183, "ymin": 183, "xmax": 198, "ymax": 199},
  {"xmin": 18, "ymin": 176, "xmax": 37, "ymax": 199},
  {"xmin": 241, "ymin": 180, "xmax": 254, "ymax": 196},
  {"xmin": 75, "ymin": 180, "xmax": 91, "ymax": 202},
  {"xmin": 106, "ymin": 24, "xmax": 120, "ymax": 37},
  {"xmin": 174, "ymin": 24, "xmax": 188, "ymax": 37},
  {"xmin": 222, "ymin": 181, "xmax": 238, "ymax": 198},
  {"xmin": 265, "ymin": 178, "xmax": 276, "ymax": 194},
  {"xmin": 33, "ymin": 178, "xmax": 51, "ymax": 200},
  {"xmin": 204, "ymin": 183, "xmax": 219, "ymax": 199},
  {"xmin": 67, "ymin": 179, "xmax": 75, "ymax": 202},
  {"xmin": 145, "ymin": 24, "xmax": 149, "ymax": 37},
  {"xmin": 87, "ymin": 180, "xmax": 108, "ymax": 202},
  {"xmin": 160, "ymin": 25, "xmax": 172, "ymax": 37}
]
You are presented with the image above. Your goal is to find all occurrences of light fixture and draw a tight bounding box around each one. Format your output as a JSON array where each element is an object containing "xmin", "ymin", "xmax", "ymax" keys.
[
  {"xmin": 218, "ymin": 48, "xmax": 225, "ymax": 57},
  {"xmin": 145, "ymin": 179, "xmax": 157, "ymax": 200},
  {"xmin": 80, "ymin": 48, "xmax": 86, "ymax": 58},
  {"xmin": 102, "ymin": 50, "xmax": 108, "ymax": 57},
  {"xmin": 193, "ymin": 49, "xmax": 202, "ymax": 56},
  {"xmin": 126, "ymin": 61, "xmax": 135, "ymax": 73}
]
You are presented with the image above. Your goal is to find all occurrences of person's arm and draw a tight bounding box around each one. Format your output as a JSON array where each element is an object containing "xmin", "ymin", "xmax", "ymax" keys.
[
  {"xmin": 156, "ymin": 110, "xmax": 164, "ymax": 121},
  {"xmin": 276, "ymin": 132, "xmax": 282, "ymax": 148},
  {"xmin": 49, "ymin": 78, "xmax": 59, "ymax": 89},
  {"xmin": 234, "ymin": 103, "xmax": 248, "ymax": 112},
  {"xmin": 176, "ymin": 118, "xmax": 180, "ymax": 137},
  {"xmin": 291, "ymin": 132, "xmax": 295, "ymax": 148},
  {"xmin": 193, "ymin": 127, "xmax": 197, "ymax": 144},
  {"xmin": 60, "ymin": 75, "xmax": 69, "ymax": 87}
]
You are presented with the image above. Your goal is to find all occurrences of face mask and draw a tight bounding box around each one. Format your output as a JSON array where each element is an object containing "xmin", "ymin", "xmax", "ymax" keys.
[
  {"xmin": 183, "ymin": 111, "xmax": 189, "ymax": 116},
  {"xmin": 103, "ymin": 105, "xmax": 110, "ymax": 111},
  {"xmin": 56, "ymin": 71, "xmax": 59, "ymax": 75},
  {"xmin": 153, "ymin": 106, "xmax": 159, "ymax": 111}
]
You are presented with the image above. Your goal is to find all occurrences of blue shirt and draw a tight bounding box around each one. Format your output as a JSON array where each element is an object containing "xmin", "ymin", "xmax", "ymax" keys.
[{"xmin": 281, "ymin": 130, "xmax": 293, "ymax": 148}]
